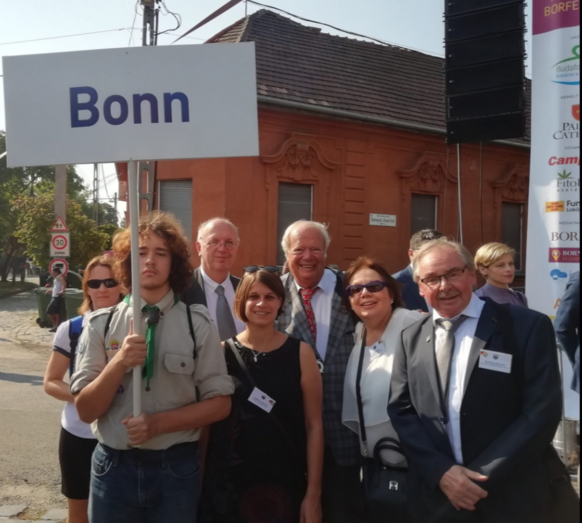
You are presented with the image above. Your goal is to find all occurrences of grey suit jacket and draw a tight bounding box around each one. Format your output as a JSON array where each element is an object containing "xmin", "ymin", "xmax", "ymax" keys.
[
  {"xmin": 275, "ymin": 270, "xmax": 360, "ymax": 467},
  {"xmin": 180, "ymin": 267, "xmax": 241, "ymax": 307},
  {"xmin": 388, "ymin": 299, "xmax": 563, "ymax": 523}
]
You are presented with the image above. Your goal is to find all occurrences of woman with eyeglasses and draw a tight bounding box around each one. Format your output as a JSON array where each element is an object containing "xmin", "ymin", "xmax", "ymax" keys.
[
  {"xmin": 43, "ymin": 255, "xmax": 122, "ymax": 523},
  {"xmin": 199, "ymin": 267, "xmax": 324, "ymax": 523},
  {"xmin": 342, "ymin": 257, "xmax": 423, "ymax": 523}
]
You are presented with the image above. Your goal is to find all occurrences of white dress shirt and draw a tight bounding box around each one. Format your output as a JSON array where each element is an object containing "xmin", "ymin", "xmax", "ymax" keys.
[
  {"xmin": 433, "ymin": 293, "xmax": 485, "ymax": 465},
  {"xmin": 295, "ymin": 269, "xmax": 336, "ymax": 360},
  {"xmin": 200, "ymin": 267, "xmax": 246, "ymax": 336}
]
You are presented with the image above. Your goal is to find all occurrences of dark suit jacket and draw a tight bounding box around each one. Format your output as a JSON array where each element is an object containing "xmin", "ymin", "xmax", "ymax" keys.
[
  {"xmin": 393, "ymin": 265, "xmax": 429, "ymax": 313},
  {"xmin": 275, "ymin": 270, "xmax": 360, "ymax": 467},
  {"xmin": 555, "ymin": 272, "xmax": 580, "ymax": 394},
  {"xmin": 180, "ymin": 267, "xmax": 241, "ymax": 307},
  {"xmin": 388, "ymin": 299, "xmax": 563, "ymax": 523}
]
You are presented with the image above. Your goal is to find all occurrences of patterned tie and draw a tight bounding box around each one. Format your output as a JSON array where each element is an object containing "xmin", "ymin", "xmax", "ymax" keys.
[
  {"xmin": 215, "ymin": 285, "xmax": 237, "ymax": 342},
  {"xmin": 436, "ymin": 315, "xmax": 467, "ymax": 407},
  {"xmin": 142, "ymin": 305, "xmax": 160, "ymax": 389},
  {"xmin": 300, "ymin": 288, "xmax": 319, "ymax": 344}
]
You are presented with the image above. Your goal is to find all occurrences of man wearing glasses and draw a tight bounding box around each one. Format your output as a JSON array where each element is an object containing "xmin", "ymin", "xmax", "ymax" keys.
[
  {"xmin": 388, "ymin": 238, "xmax": 572, "ymax": 523},
  {"xmin": 182, "ymin": 217, "xmax": 245, "ymax": 341}
]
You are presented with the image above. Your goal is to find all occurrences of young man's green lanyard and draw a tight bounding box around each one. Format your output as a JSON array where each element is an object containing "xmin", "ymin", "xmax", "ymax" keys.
[{"xmin": 124, "ymin": 294, "xmax": 179, "ymax": 390}]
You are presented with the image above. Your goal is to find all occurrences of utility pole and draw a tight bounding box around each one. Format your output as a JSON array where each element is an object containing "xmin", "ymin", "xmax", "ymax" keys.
[
  {"xmin": 139, "ymin": 0, "xmax": 159, "ymax": 213},
  {"xmin": 54, "ymin": 165, "xmax": 67, "ymax": 224},
  {"xmin": 93, "ymin": 163, "xmax": 100, "ymax": 226}
]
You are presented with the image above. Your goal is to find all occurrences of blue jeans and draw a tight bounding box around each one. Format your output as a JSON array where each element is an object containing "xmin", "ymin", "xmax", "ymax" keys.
[{"xmin": 89, "ymin": 442, "xmax": 200, "ymax": 523}]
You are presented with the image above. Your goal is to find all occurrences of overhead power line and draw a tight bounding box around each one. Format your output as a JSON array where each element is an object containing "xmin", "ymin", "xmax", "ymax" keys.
[{"xmin": 0, "ymin": 28, "xmax": 136, "ymax": 47}]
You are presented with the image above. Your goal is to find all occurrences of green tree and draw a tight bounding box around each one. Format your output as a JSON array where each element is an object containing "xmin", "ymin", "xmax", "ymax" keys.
[
  {"xmin": 83, "ymin": 201, "xmax": 119, "ymax": 227},
  {"xmin": 98, "ymin": 223, "xmax": 122, "ymax": 250},
  {"xmin": 12, "ymin": 193, "xmax": 109, "ymax": 270}
]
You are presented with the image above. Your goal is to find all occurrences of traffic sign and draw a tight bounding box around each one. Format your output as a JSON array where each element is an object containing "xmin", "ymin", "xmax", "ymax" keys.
[
  {"xmin": 49, "ymin": 258, "xmax": 69, "ymax": 276},
  {"xmin": 50, "ymin": 232, "xmax": 70, "ymax": 257},
  {"xmin": 51, "ymin": 216, "xmax": 69, "ymax": 232}
]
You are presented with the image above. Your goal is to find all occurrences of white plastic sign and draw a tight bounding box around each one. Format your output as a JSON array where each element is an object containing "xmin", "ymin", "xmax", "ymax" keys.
[
  {"xmin": 51, "ymin": 232, "xmax": 70, "ymax": 257},
  {"xmin": 369, "ymin": 214, "xmax": 397, "ymax": 227},
  {"xmin": 3, "ymin": 43, "xmax": 259, "ymax": 167}
]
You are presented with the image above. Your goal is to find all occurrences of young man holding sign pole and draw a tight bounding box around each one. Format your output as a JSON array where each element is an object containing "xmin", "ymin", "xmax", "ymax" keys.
[{"xmin": 71, "ymin": 211, "xmax": 234, "ymax": 523}]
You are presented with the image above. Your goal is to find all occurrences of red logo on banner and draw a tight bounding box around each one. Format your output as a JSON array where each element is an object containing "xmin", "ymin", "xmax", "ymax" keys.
[
  {"xmin": 573, "ymin": 105, "xmax": 581, "ymax": 122},
  {"xmin": 549, "ymin": 248, "xmax": 581, "ymax": 263}
]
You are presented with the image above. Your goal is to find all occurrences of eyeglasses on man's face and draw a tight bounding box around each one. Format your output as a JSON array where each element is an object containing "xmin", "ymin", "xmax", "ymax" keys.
[
  {"xmin": 419, "ymin": 266, "xmax": 468, "ymax": 289},
  {"xmin": 203, "ymin": 239, "xmax": 239, "ymax": 251}
]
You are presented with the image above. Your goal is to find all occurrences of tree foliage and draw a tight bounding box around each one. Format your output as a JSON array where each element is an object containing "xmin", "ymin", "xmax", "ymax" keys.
[
  {"xmin": 97, "ymin": 223, "xmax": 122, "ymax": 251},
  {"xmin": 13, "ymin": 193, "xmax": 109, "ymax": 270}
]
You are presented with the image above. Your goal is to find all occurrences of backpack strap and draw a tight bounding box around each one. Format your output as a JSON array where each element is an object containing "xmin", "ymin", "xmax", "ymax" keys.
[
  {"xmin": 68, "ymin": 315, "xmax": 84, "ymax": 376},
  {"xmin": 104, "ymin": 306, "xmax": 117, "ymax": 339},
  {"xmin": 186, "ymin": 306, "xmax": 198, "ymax": 361}
]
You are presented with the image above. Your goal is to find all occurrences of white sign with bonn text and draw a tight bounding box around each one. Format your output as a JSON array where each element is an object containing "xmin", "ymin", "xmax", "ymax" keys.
[
  {"xmin": 3, "ymin": 43, "xmax": 259, "ymax": 167},
  {"xmin": 369, "ymin": 214, "xmax": 397, "ymax": 227}
]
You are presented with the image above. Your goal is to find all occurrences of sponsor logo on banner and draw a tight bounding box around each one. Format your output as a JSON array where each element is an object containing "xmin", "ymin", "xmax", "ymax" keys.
[
  {"xmin": 553, "ymin": 109, "xmax": 581, "ymax": 140},
  {"xmin": 550, "ymin": 269, "xmax": 569, "ymax": 282},
  {"xmin": 549, "ymin": 248, "xmax": 581, "ymax": 263},
  {"xmin": 551, "ymin": 45, "xmax": 580, "ymax": 86},
  {"xmin": 574, "ymin": 104, "xmax": 581, "ymax": 121},
  {"xmin": 549, "ymin": 156, "xmax": 580, "ymax": 166},
  {"xmin": 556, "ymin": 170, "xmax": 580, "ymax": 193},
  {"xmin": 551, "ymin": 231, "xmax": 580, "ymax": 242},
  {"xmin": 546, "ymin": 201, "xmax": 566, "ymax": 212}
]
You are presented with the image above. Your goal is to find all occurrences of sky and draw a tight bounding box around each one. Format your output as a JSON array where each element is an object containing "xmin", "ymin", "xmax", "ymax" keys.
[{"xmin": 0, "ymin": 0, "xmax": 535, "ymax": 216}]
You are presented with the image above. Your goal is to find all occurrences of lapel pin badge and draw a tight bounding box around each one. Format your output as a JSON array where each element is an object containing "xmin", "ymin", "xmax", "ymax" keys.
[{"xmin": 426, "ymin": 336, "xmax": 431, "ymax": 343}]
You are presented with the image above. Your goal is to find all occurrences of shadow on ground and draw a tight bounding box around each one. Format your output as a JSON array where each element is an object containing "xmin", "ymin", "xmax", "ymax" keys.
[{"xmin": 0, "ymin": 372, "xmax": 44, "ymax": 386}]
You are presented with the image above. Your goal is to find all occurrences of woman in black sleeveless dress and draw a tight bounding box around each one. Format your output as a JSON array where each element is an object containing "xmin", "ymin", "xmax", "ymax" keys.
[{"xmin": 200, "ymin": 269, "xmax": 324, "ymax": 523}]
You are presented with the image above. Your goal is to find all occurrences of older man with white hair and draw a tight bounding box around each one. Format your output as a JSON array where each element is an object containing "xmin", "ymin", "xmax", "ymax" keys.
[
  {"xmin": 388, "ymin": 239, "xmax": 576, "ymax": 523},
  {"xmin": 276, "ymin": 220, "xmax": 360, "ymax": 523},
  {"xmin": 181, "ymin": 217, "xmax": 245, "ymax": 341}
]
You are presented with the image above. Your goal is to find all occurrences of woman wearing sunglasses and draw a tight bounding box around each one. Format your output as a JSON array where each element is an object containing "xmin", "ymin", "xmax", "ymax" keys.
[
  {"xmin": 43, "ymin": 255, "xmax": 122, "ymax": 523},
  {"xmin": 200, "ymin": 267, "xmax": 324, "ymax": 523},
  {"xmin": 342, "ymin": 257, "xmax": 423, "ymax": 523}
]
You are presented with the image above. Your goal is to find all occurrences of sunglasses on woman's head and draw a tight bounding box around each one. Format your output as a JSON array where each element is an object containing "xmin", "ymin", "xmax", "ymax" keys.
[
  {"xmin": 87, "ymin": 278, "xmax": 119, "ymax": 289},
  {"xmin": 345, "ymin": 280, "xmax": 389, "ymax": 297},
  {"xmin": 244, "ymin": 266, "xmax": 280, "ymax": 275}
]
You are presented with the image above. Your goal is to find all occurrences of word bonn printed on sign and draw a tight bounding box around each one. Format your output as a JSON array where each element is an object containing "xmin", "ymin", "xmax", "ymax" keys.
[{"xmin": 70, "ymin": 88, "xmax": 190, "ymax": 128}]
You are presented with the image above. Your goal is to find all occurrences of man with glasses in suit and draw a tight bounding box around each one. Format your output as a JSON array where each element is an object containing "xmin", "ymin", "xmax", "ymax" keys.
[
  {"xmin": 276, "ymin": 220, "xmax": 360, "ymax": 523},
  {"xmin": 182, "ymin": 217, "xmax": 245, "ymax": 341},
  {"xmin": 393, "ymin": 229, "xmax": 444, "ymax": 313}
]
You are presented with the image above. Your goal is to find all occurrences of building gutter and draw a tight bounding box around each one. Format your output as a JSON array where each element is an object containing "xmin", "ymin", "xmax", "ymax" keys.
[{"xmin": 257, "ymin": 95, "xmax": 531, "ymax": 150}]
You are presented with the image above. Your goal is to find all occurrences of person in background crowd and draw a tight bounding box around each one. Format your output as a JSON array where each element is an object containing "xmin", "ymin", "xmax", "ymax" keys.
[
  {"xmin": 342, "ymin": 257, "xmax": 422, "ymax": 523},
  {"xmin": 181, "ymin": 217, "xmax": 245, "ymax": 341},
  {"xmin": 474, "ymin": 242, "xmax": 528, "ymax": 307},
  {"xmin": 393, "ymin": 229, "xmax": 444, "ymax": 312},
  {"xmin": 275, "ymin": 220, "xmax": 360, "ymax": 523},
  {"xmin": 389, "ymin": 239, "xmax": 569, "ymax": 523},
  {"xmin": 555, "ymin": 272, "xmax": 580, "ymax": 395},
  {"xmin": 71, "ymin": 212, "xmax": 234, "ymax": 523},
  {"xmin": 201, "ymin": 268, "xmax": 323, "ymax": 523},
  {"xmin": 46, "ymin": 267, "xmax": 67, "ymax": 332},
  {"xmin": 44, "ymin": 255, "xmax": 122, "ymax": 523}
]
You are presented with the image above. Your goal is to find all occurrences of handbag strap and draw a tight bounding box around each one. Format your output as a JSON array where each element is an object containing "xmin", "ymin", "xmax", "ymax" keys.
[
  {"xmin": 355, "ymin": 329, "xmax": 370, "ymax": 456},
  {"xmin": 226, "ymin": 339, "xmax": 303, "ymax": 458}
]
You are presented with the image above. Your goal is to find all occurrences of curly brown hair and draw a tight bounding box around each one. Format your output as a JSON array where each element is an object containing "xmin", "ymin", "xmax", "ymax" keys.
[{"xmin": 112, "ymin": 211, "xmax": 193, "ymax": 295}]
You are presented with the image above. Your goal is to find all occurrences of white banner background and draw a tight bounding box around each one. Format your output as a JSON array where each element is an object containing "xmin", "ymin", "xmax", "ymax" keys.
[{"xmin": 527, "ymin": 6, "xmax": 580, "ymax": 419}]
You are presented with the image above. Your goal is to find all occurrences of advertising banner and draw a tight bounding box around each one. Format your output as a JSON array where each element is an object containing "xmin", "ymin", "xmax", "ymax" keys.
[
  {"xmin": 2, "ymin": 43, "xmax": 259, "ymax": 167},
  {"xmin": 527, "ymin": 0, "xmax": 580, "ymax": 418}
]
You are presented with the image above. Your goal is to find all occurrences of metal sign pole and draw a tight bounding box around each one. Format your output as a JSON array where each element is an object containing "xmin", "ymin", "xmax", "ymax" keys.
[{"xmin": 128, "ymin": 160, "xmax": 142, "ymax": 417}]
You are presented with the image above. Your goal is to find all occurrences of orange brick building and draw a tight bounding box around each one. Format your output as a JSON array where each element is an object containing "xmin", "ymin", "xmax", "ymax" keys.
[{"xmin": 119, "ymin": 10, "xmax": 532, "ymax": 279}]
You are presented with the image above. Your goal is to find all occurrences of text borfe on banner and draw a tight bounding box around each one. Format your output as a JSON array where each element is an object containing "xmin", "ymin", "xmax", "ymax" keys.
[
  {"xmin": 2, "ymin": 43, "xmax": 259, "ymax": 167},
  {"xmin": 527, "ymin": 0, "xmax": 580, "ymax": 419}
]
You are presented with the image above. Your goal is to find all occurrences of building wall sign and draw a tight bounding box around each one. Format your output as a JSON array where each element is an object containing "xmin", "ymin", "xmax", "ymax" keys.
[
  {"xmin": 3, "ymin": 43, "xmax": 259, "ymax": 167},
  {"xmin": 369, "ymin": 214, "xmax": 397, "ymax": 227}
]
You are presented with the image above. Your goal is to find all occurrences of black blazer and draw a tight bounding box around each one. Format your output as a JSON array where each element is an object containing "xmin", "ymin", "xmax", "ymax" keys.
[
  {"xmin": 180, "ymin": 267, "xmax": 241, "ymax": 307},
  {"xmin": 392, "ymin": 265, "xmax": 429, "ymax": 313},
  {"xmin": 555, "ymin": 272, "xmax": 580, "ymax": 393},
  {"xmin": 388, "ymin": 299, "xmax": 563, "ymax": 523}
]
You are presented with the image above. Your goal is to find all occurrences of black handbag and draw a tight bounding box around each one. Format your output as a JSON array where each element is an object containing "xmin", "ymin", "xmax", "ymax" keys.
[{"xmin": 356, "ymin": 330, "xmax": 411, "ymax": 522}]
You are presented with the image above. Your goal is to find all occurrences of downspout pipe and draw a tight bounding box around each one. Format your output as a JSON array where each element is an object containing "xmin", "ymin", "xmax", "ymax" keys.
[{"xmin": 257, "ymin": 95, "xmax": 531, "ymax": 150}]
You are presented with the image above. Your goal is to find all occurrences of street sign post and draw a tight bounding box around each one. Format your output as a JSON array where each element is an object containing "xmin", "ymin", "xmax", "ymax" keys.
[
  {"xmin": 51, "ymin": 215, "xmax": 69, "ymax": 232},
  {"xmin": 3, "ymin": 43, "xmax": 259, "ymax": 419},
  {"xmin": 50, "ymin": 232, "xmax": 71, "ymax": 257},
  {"xmin": 49, "ymin": 258, "xmax": 69, "ymax": 276}
]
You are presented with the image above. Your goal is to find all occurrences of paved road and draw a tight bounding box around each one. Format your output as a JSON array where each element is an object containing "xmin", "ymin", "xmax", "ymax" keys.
[{"xmin": 0, "ymin": 291, "xmax": 65, "ymax": 516}]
